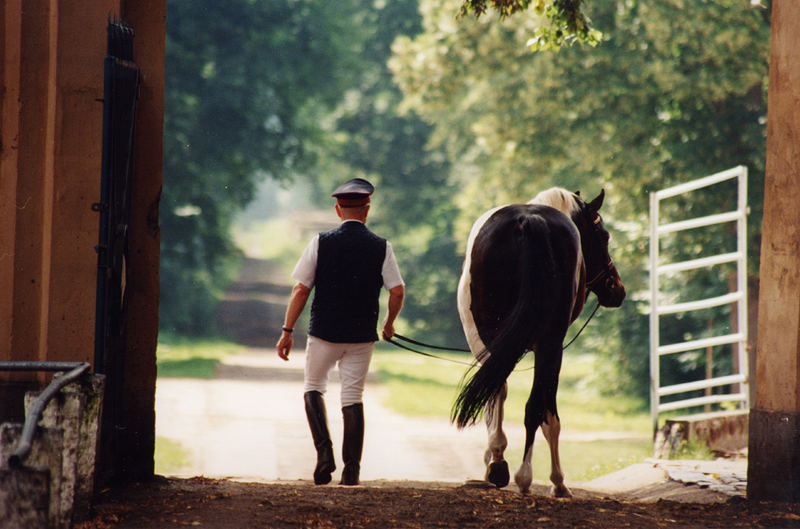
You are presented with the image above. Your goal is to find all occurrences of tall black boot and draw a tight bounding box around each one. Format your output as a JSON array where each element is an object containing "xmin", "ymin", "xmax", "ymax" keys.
[
  {"xmin": 304, "ymin": 391, "xmax": 335, "ymax": 485},
  {"xmin": 340, "ymin": 403, "xmax": 364, "ymax": 485}
]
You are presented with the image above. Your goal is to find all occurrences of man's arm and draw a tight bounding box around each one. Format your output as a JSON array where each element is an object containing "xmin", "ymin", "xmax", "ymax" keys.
[
  {"xmin": 381, "ymin": 284, "xmax": 405, "ymax": 340},
  {"xmin": 276, "ymin": 282, "xmax": 311, "ymax": 360}
]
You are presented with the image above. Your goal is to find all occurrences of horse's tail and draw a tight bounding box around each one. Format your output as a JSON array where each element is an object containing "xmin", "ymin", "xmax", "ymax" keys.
[{"xmin": 452, "ymin": 213, "xmax": 556, "ymax": 429}]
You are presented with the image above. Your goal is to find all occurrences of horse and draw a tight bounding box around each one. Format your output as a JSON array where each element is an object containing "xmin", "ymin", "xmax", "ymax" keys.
[{"xmin": 453, "ymin": 187, "xmax": 626, "ymax": 496}]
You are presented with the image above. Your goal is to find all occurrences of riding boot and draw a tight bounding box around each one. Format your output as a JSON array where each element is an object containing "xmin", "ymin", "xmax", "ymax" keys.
[
  {"xmin": 340, "ymin": 403, "xmax": 364, "ymax": 486},
  {"xmin": 304, "ymin": 391, "xmax": 335, "ymax": 485}
]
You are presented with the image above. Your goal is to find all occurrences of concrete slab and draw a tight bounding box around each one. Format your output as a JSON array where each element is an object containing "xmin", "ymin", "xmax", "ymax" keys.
[{"xmin": 580, "ymin": 462, "xmax": 668, "ymax": 493}]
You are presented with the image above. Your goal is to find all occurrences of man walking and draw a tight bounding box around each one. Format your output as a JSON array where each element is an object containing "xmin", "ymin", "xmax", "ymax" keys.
[{"xmin": 276, "ymin": 178, "xmax": 405, "ymax": 486}]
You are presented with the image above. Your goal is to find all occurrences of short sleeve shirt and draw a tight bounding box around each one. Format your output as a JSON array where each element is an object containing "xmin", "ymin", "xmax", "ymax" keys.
[{"xmin": 292, "ymin": 220, "xmax": 404, "ymax": 290}]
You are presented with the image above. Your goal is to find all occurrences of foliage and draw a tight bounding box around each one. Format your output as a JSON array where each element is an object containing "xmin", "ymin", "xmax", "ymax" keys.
[
  {"xmin": 161, "ymin": 0, "xmax": 370, "ymax": 334},
  {"xmin": 458, "ymin": 0, "xmax": 602, "ymax": 51},
  {"xmin": 390, "ymin": 0, "xmax": 770, "ymax": 400}
]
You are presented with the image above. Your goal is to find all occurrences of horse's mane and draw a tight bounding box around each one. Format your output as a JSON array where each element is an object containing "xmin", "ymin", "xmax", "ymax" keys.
[{"xmin": 528, "ymin": 187, "xmax": 581, "ymax": 218}]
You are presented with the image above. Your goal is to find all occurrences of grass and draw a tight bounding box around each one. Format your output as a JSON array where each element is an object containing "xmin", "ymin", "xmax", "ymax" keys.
[
  {"xmin": 154, "ymin": 436, "xmax": 192, "ymax": 475},
  {"xmin": 508, "ymin": 439, "xmax": 654, "ymax": 482},
  {"xmin": 156, "ymin": 336, "xmax": 246, "ymax": 379},
  {"xmin": 371, "ymin": 346, "xmax": 650, "ymax": 432},
  {"xmin": 371, "ymin": 345, "xmax": 654, "ymax": 482}
]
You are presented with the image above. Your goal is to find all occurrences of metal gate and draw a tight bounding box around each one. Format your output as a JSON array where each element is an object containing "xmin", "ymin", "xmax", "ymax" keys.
[
  {"xmin": 649, "ymin": 166, "xmax": 749, "ymax": 432},
  {"xmin": 93, "ymin": 18, "xmax": 140, "ymax": 481}
]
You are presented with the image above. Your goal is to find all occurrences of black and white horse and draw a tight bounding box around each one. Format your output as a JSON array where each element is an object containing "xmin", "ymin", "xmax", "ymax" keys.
[{"xmin": 454, "ymin": 187, "xmax": 626, "ymax": 496}]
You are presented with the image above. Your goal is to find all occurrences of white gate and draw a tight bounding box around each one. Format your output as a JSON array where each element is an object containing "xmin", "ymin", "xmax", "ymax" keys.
[{"xmin": 649, "ymin": 166, "xmax": 749, "ymax": 431}]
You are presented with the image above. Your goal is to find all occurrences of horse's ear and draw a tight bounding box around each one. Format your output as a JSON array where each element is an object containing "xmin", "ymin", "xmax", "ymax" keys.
[
  {"xmin": 588, "ymin": 189, "xmax": 605, "ymax": 213},
  {"xmin": 574, "ymin": 190, "xmax": 581, "ymax": 196}
]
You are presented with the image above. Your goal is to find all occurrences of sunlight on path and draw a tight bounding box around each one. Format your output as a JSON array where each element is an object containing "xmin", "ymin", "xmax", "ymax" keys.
[{"xmin": 156, "ymin": 349, "xmax": 493, "ymax": 483}]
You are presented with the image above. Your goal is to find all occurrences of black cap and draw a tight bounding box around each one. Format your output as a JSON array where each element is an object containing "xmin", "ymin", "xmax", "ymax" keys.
[{"xmin": 331, "ymin": 178, "xmax": 374, "ymax": 207}]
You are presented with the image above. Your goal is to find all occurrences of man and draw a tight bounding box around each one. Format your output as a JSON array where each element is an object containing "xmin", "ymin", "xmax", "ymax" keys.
[{"xmin": 276, "ymin": 178, "xmax": 405, "ymax": 486}]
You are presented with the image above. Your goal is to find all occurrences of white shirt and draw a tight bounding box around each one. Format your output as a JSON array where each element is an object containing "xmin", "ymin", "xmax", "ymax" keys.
[{"xmin": 292, "ymin": 220, "xmax": 404, "ymax": 290}]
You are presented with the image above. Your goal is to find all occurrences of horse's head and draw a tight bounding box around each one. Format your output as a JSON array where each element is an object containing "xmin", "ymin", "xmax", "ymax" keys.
[{"xmin": 573, "ymin": 190, "xmax": 626, "ymax": 307}]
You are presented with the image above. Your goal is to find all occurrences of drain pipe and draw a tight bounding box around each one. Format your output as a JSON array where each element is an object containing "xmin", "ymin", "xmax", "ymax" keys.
[{"xmin": 0, "ymin": 361, "xmax": 91, "ymax": 468}]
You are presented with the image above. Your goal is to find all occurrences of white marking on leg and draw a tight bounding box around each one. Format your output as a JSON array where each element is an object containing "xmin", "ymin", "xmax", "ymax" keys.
[
  {"xmin": 484, "ymin": 383, "xmax": 507, "ymax": 464},
  {"xmin": 514, "ymin": 439, "xmax": 534, "ymax": 494},
  {"xmin": 541, "ymin": 410, "xmax": 572, "ymax": 498}
]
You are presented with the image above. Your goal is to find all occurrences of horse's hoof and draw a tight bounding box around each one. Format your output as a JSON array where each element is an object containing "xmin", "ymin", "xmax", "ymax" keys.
[
  {"xmin": 486, "ymin": 460, "xmax": 510, "ymax": 488},
  {"xmin": 552, "ymin": 484, "xmax": 573, "ymax": 498}
]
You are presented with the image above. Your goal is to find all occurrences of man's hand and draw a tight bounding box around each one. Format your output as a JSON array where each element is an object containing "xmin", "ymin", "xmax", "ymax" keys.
[
  {"xmin": 276, "ymin": 333, "xmax": 293, "ymax": 361},
  {"xmin": 381, "ymin": 320, "xmax": 395, "ymax": 340}
]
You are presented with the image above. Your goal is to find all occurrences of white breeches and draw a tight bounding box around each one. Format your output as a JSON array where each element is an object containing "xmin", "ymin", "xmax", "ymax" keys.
[{"xmin": 303, "ymin": 335, "xmax": 375, "ymax": 407}]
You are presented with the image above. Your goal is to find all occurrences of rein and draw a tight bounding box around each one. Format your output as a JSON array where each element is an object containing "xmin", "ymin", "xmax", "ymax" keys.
[
  {"xmin": 386, "ymin": 299, "xmax": 601, "ymax": 367},
  {"xmin": 385, "ymin": 335, "xmax": 475, "ymax": 366}
]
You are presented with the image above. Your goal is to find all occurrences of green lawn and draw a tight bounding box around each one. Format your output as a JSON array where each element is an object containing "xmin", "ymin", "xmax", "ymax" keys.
[
  {"xmin": 372, "ymin": 345, "xmax": 654, "ymax": 482},
  {"xmin": 154, "ymin": 436, "xmax": 192, "ymax": 475},
  {"xmin": 371, "ymin": 347, "xmax": 650, "ymax": 432},
  {"xmin": 156, "ymin": 336, "xmax": 246, "ymax": 379}
]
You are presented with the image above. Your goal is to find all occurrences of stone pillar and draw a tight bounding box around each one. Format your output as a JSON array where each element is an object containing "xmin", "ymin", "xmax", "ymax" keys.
[
  {"xmin": 25, "ymin": 375, "xmax": 106, "ymax": 523},
  {"xmin": 24, "ymin": 391, "xmax": 81, "ymax": 528},
  {"xmin": 0, "ymin": 424, "xmax": 65, "ymax": 528},
  {"xmin": 747, "ymin": 0, "xmax": 800, "ymax": 503},
  {"xmin": 0, "ymin": 466, "xmax": 50, "ymax": 529}
]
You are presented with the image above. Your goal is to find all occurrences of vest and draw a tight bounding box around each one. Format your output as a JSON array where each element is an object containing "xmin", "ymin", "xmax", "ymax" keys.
[{"xmin": 309, "ymin": 221, "xmax": 386, "ymax": 343}]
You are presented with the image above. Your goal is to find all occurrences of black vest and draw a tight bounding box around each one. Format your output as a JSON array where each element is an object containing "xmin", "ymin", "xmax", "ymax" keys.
[{"xmin": 309, "ymin": 221, "xmax": 386, "ymax": 343}]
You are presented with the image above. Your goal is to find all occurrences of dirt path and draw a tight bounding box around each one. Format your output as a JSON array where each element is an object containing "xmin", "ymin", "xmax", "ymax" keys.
[
  {"xmin": 155, "ymin": 349, "xmax": 495, "ymax": 484},
  {"xmin": 80, "ymin": 474, "xmax": 799, "ymax": 529},
  {"xmin": 215, "ymin": 257, "xmax": 299, "ymax": 348}
]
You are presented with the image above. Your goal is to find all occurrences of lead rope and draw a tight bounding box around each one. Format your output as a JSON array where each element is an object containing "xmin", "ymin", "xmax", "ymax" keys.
[
  {"xmin": 386, "ymin": 300, "xmax": 601, "ymax": 367},
  {"xmin": 384, "ymin": 336, "xmax": 475, "ymax": 366}
]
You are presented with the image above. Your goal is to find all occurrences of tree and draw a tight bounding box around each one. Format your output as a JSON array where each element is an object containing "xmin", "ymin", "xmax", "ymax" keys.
[
  {"xmin": 459, "ymin": 0, "xmax": 602, "ymax": 50},
  {"xmin": 161, "ymin": 0, "xmax": 370, "ymax": 334}
]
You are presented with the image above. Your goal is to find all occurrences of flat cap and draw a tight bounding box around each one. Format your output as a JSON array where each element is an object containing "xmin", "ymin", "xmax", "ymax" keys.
[{"xmin": 331, "ymin": 178, "xmax": 374, "ymax": 207}]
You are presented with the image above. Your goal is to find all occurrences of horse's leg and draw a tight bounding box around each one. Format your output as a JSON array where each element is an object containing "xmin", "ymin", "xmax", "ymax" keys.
[
  {"xmin": 541, "ymin": 410, "xmax": 572, "ymax": 498},
  {"xmin": 514, "ymin": 340, "xmax": 562, "ymax": 494},
  {"xmin": 538, "ymin": 339, "xmax": 572, "ymax": 498},
  {"xmin": 483, "ymin": 382, "xmax": 509, "ymax": 487},
  {"xmin": 513, "ymin": 390, "xmax": 538, "ymax": 494}
]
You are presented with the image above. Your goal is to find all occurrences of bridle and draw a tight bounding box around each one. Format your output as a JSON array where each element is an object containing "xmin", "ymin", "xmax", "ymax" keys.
[
  {"xmin": 586, "ymin": 258, "xmax": 616, "ymax": 292},
  {"xmin": 583, "ymin": 208, "xmax": 617, "ymax": 293}
]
